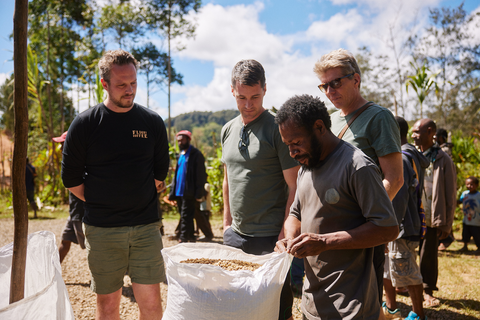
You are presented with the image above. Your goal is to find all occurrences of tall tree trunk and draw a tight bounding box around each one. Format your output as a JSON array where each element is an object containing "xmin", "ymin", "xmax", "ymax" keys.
[
  {"xmin": 167, "ymin": 1, "xmax": 172, "ymax": 143},
  {"xmin": 47, "ymin": 7, "xmax": 55, "ymax": 204},
  {"xmin": 10, "ymin": 0, "xmax": 29, "ymax": 304},
  {"xmin": 147, "ymin": 71, "xmax": 150, "ymax": 108},
  {"xmin": 60, "ymin": 13, "xmax": 65, "ymax": 134}
]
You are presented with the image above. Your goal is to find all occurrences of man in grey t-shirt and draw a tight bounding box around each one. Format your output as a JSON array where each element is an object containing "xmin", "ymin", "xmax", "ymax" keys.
[
  {"xmin": 275, "ymin": 95, "xmax": 399, "ymax": 320},
  {"xmin": 221, "ymin": 59, "xmax": 300, "ymax": 320}
]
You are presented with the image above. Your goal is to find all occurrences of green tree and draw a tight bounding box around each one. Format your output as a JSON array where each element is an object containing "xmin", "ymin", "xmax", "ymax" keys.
[
  {"xmin": 355, "ymin": 47, "xmax": 395, "ymax": 113},
  {"xmin": 0, "ymin": 74, "xmax": 15, "ymax": 133},
  {"xmin": 132, "ymin": 42, "xmax": 183, "ymax": 108},
  {"xmin": 98, "ymin": 2, "xmax": 145, "ymax": 49},
  {"xmin": 143, "ymin": 0, "xmax": 202, "ymax": 141},
  {"xmin": 414, "ymin": 4, "xmax": 480, "ymax": 127},
  {"xmin": 405, "ymin": 61, "xmax": 440, "ymax": 118}
]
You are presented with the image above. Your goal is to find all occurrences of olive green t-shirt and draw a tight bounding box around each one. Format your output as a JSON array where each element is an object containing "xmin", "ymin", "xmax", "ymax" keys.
[
  {"xmin": 330, "ymin": 103, "xmax": 401, "ymax": 167},
  {"xmin": 221, "ymin": 110, "xmax": 298, "ymax": 237}
]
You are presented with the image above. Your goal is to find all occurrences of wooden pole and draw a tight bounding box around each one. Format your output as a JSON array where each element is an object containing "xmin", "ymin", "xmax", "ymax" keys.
[{"xmin": 10, "ymin": 0, "xmax": 29, "ymax": 304}]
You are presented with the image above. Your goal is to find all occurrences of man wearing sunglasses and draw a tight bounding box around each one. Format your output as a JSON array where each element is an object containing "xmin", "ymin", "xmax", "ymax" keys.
[
  {"xmin": 314, "ymin": 49, "xmax": 403, "ymax": 310},
  {"xmin": 221, "ymin": 59, "xmax": 300, "ymax": 320}
]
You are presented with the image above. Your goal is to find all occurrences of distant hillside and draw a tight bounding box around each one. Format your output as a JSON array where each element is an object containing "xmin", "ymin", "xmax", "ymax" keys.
[
  {"xmin": 170, "ymin": 110, "xmax": 240, "ymax": 133},
  {"xmin": 168, "ymin": 110, "xmax": 240, "ymax": 157}
]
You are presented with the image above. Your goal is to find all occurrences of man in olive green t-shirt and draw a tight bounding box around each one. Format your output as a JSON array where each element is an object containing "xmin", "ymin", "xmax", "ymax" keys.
[
  {"xmin": 221, "ymin": 59, "xmax": 300, "ymax": 320},
  {"xmin": 313, "ymin": 49, "xmax": 403, "ymax": 308}
]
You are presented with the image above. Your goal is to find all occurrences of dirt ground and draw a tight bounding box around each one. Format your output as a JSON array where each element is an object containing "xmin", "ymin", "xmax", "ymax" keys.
[{"xmin": 0, "ymin": 218, "xmax": 303, "ymax": 319}]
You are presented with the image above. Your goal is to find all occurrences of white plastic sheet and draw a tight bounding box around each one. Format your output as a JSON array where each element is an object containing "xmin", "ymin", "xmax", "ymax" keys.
[
  {"xmin": 0, "ymin": 231, "xmax": 74, "ymax": 320},
  {"xmin": 162, "ymin": 243, "xmax": 292, "ymax": 320}
]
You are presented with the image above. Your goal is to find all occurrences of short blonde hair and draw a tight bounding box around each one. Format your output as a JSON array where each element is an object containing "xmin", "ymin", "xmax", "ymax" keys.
[
  {"xmin": 98, "ymin": 49, "xmax": 139, "ymax": 83},
  {"xmin": 313, "ymin": 49, "xmax": 361, "ymax": 87}
]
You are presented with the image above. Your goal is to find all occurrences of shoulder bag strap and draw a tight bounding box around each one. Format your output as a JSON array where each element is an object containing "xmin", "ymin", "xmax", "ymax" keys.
[{"xmin": 337, "ymin": 102, "xmax": 373, "ymax": 139}]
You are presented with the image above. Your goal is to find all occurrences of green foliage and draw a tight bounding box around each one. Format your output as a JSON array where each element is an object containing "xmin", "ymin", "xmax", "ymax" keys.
[
  {"xmin": 356, "ymin": 47, "xmax": 395, "ymax": 111},
  {"xmin": 206, "ymin": 144, "xmax": 224, "ymax": 215},
  {"xmin": 131, "ymin": 42, "xmax": 183, "ymax": 108},
  {"xmin": 98, "ymin": 2, "xmax": 145, "ymax": 49},
  {"xmin": 171, "ymin": 110, "xmax": 238, "ymax": 158},
  {"xmin": 451, "ymin": 131, "xmax": 480, "ymax": 198},
  {"xmin": 94, "ymin": 70, "xmax": 105, "ymax": 105},
  {"xmin": 405, "ymin": 61, "xmax": 441, "ymax": 118}
]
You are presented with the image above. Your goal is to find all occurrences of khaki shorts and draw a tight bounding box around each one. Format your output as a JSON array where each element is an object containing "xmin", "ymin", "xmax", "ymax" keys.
[
  {"xmin": 384, "ymin": 239, "xmax": 423, "ymax": 287},
  {"xmin": 83, "ymin": 221, "xmax": 166, "ymax": 294}
]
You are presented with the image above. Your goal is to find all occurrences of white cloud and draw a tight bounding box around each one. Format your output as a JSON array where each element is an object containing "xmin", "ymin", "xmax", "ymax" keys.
[
  {"xmin": 176, "ymin": 3, "xmax": 288, "ymax": 67},
  {"xmin": 0, "ymin": 73, "xmax": 8, "ymax": 86},
  {"xmin": 83, "ymin": 0, "xmax": 478, "ymax": 120}
]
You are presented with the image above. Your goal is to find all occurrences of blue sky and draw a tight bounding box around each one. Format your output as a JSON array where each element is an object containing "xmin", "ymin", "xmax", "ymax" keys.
[{"xmin": 1, "ymin": 0, "xmax": 479, "ymax": 120}]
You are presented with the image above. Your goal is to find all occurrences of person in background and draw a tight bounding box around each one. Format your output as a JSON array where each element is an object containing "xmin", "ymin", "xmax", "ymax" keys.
[
  {"xmin": 435, "ymin": 128, "xmax": 453, "ymax": 158},
  {"xmin": 383, "ymin": 116, "xmax": 428, "ymax": 320},
  {"xmin": 411, "ymin": 118, "xmax": 457, "ymax": 307},
  {"xmin": 25, "ymin": 157, "xmax": 38, "ymax": 219},
  {"xmin": 221, "ymin": 59, "xmax": 300, "ymax": 320},
  {"xmin": 168, "ymin": 130, "xmax": 208, "ymax": 243},
  {"xmin": 436, "ymin": 128, "xmax": 455, "ymax": 251},
  {"xmin": 275, "ymin": 94, "xmax": 398, "ymax": 320},
  {"xmin": 313, "ymin": 48, "xmax": 403, "ymax": 304},
  {"xmin": 53, "ymin": 131, "xmax": 86, "ymax": 264},
  {"xmin": 195, "ymin": 182, "xmax": 214, "ymax": 242},
  {"xmin": 62, "ymin": 49, "xmax": 169, "ymax": 320},
  {"xmin": 458, "ymin": 176, "xmax": 480, "ymax": 253}
]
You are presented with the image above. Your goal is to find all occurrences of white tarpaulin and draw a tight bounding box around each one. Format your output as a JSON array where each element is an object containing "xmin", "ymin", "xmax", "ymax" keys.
[
  {"xmin": 0, "ymin": 231, "xmax": 74, "ymax": 319},
  {"xmin": 162, "ymin": 243, "xmax": 292, "ymax": 320}
]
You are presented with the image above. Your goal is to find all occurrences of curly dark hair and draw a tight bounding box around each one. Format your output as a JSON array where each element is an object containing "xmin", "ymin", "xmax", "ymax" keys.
[
  {"xmin": 275, "ymin": 95, "xmax": 330, "ymax": 132},
  {"xmin": 467, "ymin": 176, "xmax": 479, "ymax": 185}
]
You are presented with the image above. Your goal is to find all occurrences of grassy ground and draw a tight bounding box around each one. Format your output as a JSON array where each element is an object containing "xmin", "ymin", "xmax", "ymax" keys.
[{"xmin": 395, "ymin": 237, "xmax": 480, "ymax": 320}]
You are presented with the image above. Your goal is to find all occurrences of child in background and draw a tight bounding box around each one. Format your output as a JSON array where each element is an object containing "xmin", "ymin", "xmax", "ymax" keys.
[{"xmin": 459, "ymin": 176, "xmax": 480, "ymax": 253}]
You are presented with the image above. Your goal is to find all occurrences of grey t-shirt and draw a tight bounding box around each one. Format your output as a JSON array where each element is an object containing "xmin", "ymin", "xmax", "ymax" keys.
[
  {"xmin": 221, "ymin": 110, "xmax": 298, "ymax": 237},
  {"xmin": 290, "ymin": 141, "xmax": 397, "ymax": 320},
  {"xmin": 330, "ymin": 103, "xmax": 401, "ymax": 166}
]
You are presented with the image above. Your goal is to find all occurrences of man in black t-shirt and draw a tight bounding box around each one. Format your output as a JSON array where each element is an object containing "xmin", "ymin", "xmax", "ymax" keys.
[{"xmin": 62, "ymin": 50, "xmax": 169, "ymax": 320}]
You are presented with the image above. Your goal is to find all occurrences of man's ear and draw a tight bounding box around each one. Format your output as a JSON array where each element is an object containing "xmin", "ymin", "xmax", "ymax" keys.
[
  {"xmin": 353, "ymin": 73, "xmax": 361, "ymax": 88},
  {"xmin": 100, "ymin": 78, "xmax": 108, "ymax": 90},
  {"xmin": 314, "ymin": 119, "xmax": 325, "ymax": 134}
]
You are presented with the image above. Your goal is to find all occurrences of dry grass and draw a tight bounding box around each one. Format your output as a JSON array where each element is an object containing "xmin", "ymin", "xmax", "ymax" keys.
[{"xmin": 391, "ymin": 231, "xmax": 480, "ymax": 320}]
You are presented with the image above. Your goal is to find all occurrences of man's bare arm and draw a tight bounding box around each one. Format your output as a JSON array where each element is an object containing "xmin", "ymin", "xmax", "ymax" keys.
[
  {"xmin": 287, "ymin": 222, "xmax": 399, "ymax": 258},
  {"xmin": 223, "ymin": 165, "xmax": 232, "ymax": 232},
  {"xmin": 68, "ymin": 184, "xmax": 85, "ymax": 202},
  {"xmin": 378, "ymin": 152, "xmax": 403, "ymax": 201},
  {"xmin": 279, "ymin": 165, "xmax": 300, "ymax": 240},
  {"xmin": 275, "ymin": 215, "xmax": 301, "ymax": 253}
]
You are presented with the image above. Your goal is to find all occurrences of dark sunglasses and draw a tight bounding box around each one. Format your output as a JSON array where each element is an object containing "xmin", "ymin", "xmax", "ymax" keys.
[
  {"xmin": 318, "ymin": 73, "xmax": 355, "ymax": 93},
  {"xmin": 238, "ymin": 125, "xmax": 249, "ymax": 152}
]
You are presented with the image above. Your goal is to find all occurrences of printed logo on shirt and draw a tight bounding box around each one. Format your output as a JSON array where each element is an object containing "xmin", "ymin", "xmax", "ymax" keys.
[
  {"xmin": 325, "ymin": 188, "xmax": 340, "ymax": 204},
  {"xmin": 132, "ymin": 130, "xmax": 147, "ymax": 138}
]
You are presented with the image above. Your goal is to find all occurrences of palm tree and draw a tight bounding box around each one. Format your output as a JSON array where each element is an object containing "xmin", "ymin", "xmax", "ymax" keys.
[{"xmin": 406, "ymin": 61, "xmax": 441, "ymax": 118}]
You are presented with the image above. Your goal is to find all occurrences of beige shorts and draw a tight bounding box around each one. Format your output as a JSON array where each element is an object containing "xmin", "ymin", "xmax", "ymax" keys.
[{"xmin": 384, "ymin": 238, "xmax": 423, "ymax": 287}]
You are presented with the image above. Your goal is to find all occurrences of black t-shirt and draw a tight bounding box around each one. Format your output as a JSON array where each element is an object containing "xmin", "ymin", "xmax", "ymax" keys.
[{"xmin": 62, "ymin": 103, "xmax": 170, "ymax": 227}]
